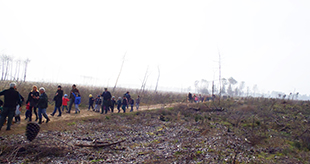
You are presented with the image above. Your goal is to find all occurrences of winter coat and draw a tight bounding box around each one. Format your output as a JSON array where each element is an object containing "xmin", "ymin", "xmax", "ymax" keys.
[
  {"xmin": 89, "ymin": 97, "xmax": 94, "ymax": 105},
  {"xmin": 101, "ymin": 91, "xmax": 112, "ymax": 101},
  {"xmin": 95, "ymin": 97, "xmax": 102, "ymax": 105},
  {"xmin": 122, "ymin": 98, "xmax": 128, "ymax": 105},
  {"xmin": 70, "ymin": 88, "xmax": 80, "ymax": 100},
  {"xmin": 26, "ymin": 91, "xmax": 40, "ymax": 107},
  {"xmin": 129, "ymin": 99, "xmax": 134, "ymax": 106},
  {"xmin": 136, "ymin": 98, "xmax": 140, "ymax": 104},
  {"xmin": 54, "ymin": 90, "xmax": 63, "ymax": 107},
  {"xmin": 0, "ymin": 88, "xmax": 21, "ymax": 108},
  {"xmin": 124, "ymin": 93, "xmax": 131, "ymax": 100},
  {"xmin": 110, "ymin": 99, "xmax": 116, "ymax": 107},
  {"xmin": 72, "ymin": 92, "xmax": 81, "ymax": 105},
  {"xmin": 62, "ymin": 97, "xmax": 69, "ymax": 106},
  {"xmin": 117, "ymin": 99, "xmax": 122, "ymax": 106},
  {"xmin": 37, "ymin": 92, "xmax": 48, "ymax": 109}
]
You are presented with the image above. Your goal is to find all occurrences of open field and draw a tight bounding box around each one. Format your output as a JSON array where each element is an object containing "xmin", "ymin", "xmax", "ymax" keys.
[{"xmin": 1, "ymin": 97, "xmax": 310, "ymax": 163}]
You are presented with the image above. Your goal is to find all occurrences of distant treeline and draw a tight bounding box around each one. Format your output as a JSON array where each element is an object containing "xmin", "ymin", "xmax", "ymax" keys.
[{"xmin": 0, "ymin": 54, "xmax": 30, "ymax": 82}]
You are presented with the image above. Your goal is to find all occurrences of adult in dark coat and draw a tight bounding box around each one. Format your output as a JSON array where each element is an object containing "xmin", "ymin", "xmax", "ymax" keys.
[
  {"xmin": 0, "ymin": 83, "xmax": 22, "ymax": 131},
  {"xmin": 51, "ymin": 85, "xmax": 63, "ymax": 116},
  {"xmin": 101, "ymin": 88, "xmax": 112, "ymax": 114},
  {"xmin": 67, "ymin": 84, "xmax": 80, "ymax": 113},
  {"xmin": 37, "ymin": 87, "xmax": 50, "ymax": 124},
  {"xmin": 26, "ymin": 85, "xmax": 40, "ymax": 121}
]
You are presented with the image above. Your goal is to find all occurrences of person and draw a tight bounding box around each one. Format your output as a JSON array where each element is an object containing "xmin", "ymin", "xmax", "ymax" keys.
[
  {"xmin": 88, "ymin": 94, "xmax": 94, "ymax": 111},
  {"xmin": 129, "ymin": 98, "xmax": 134, "ymax": 112},
  {"xmin": 24, "ymin": 102, "xmax": 31, "ymax": 120},
  {"xmin": 194, "ymin": 94, "xmax": 198, "ymax": 103},
  {"xmin": 26, "ymin": 85, "xmax": 40, "ymax": 121},
  {"xmin": 51, "ymin": 85, "xmax": 63, "ymax": 117},
  {"xmin": 124, "ymin": 91, "xmax": 131, "ymax": 109},
  {"xmin": 14, "ymin": 92, "xmax": 24, "ymax": 124},
  {"xmin": 0, "ymin": 82, "xmax": 22, "ymax": 131},
  {"xmin": 94, "ymin": 95, "xmax": 102, "ymax": 112},
  {"xmin": 37, "ymin": 87, "xmax": 50, "ymax": 124},
  {"xmin": 110, "ymin": 96, "xmax": 116, "ymax": 113},
  {"xmin": 136, "ymin": 95, "xmax": 140, "ymax": 110},
  {"xmin": 68, "ymin": 84, "xmax": 80, "ymax": 113},
  {"xmin": 188, "ymin": 92, "xmax": 193, "ymax": 103},
  {"xmin": 101, "ymin": 88, "xmax": 112, "ymax": 114},
  {"xmin": 122, "ymin": 96, "xmax": 127, "ymax": 113},
  {"xmin": 116, "ymin": 97, "xmax": 122, "ymax": 113},
  {"xmin": 62, "ymin": 94, "xmax": 70, "ymax": 112},
  {"xmin": 199, "ymin": 94, "xmax": 204, "ymax": 103},
  {"xmin": 72, "ymin": 92, "xmax": 81, "ymax": 114}
]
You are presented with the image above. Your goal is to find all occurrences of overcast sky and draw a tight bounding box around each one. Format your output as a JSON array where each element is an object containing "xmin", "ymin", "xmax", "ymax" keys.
[{"xmin": 0, "ymin": 0, "xmax": 309, "ymax": 95}]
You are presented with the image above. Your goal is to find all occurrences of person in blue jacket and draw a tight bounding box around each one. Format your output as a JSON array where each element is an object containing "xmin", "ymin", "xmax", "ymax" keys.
[{"xmin": 71, "ymin": 92, "xmax": 81, "ymax": 114}]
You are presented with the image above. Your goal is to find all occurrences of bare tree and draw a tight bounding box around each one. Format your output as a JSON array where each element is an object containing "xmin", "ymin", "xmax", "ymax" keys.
[
  {"xmin": 194, "ymin": 80, "xmax": 199, "ymax": 93},
  {"xmin": 140, "ymin": 66, "xmax": 150, "ymax": 95},
  {"xmin": 23, "ymin": 58, "xmax": 30, "ymax": 82},
  {"xmin": 238, "ymin": 81, "xmax": 245, "ymax": 96},
  {"xmin": 218, "ymin": 50, "xmax": 222, "ymax": 102},
  {"xmin": 3, "ymin": 55, "xmax": 12, "ymax": 81},
  {"xmin": 154, "ymin": 65, "xmax": 160, "ymax": 93},
  {"xmin": 113, "ymin": 52, "xmax": 126, "ymax": 92},
  {"xmin": 14, "ymin": 59, "xmax": 21, "ymax": 81}
]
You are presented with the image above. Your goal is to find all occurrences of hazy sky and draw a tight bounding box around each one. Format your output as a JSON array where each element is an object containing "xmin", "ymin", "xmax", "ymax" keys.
[{"xmin": 1, "ymin": 0, "xmax": 310, "ymax": 95}]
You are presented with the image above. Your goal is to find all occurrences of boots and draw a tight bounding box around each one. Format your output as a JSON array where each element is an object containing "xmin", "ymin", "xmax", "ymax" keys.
[
  {"xmin": 43, "ymin": 113, "xmax": 50, "ymax": 123},
  {"xmin": 38, "ymin": 118, "xmax": 43, "ymax": 124}
]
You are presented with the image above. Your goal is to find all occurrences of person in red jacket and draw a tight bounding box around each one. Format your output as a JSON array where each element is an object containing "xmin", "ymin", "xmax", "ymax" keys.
[{"xmin": 62, "ymin": 94, "xmax": 70, "ymax": 112}]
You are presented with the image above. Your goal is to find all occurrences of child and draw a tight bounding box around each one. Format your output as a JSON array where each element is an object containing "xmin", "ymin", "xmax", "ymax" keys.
[
  {"xmin": 122, "ymin": 96, "xmax": 127, "ymax": 113},
  {"xmin": 110, "ymin": 96, "xmax": 116, "ymax": 113},
  {"xmin": 15, "ymin": 93, "xmax": 24, "ymax": 124},
  {"xmin": 117, "ymin": 97, "xmax": 122, "ymax": 113},
  {"xmin": 88, "ymin": 94, "xmax": 94, "ymax": 111},
  {"xmin": 14, "ymin": 105, "xmax": 21, "ymax": 124},
  {"xmin": 94, "ymin": 95, "xmax": 102, "ymax": 112},
  {"xmin": 25, "ymin": 102, "xmax": 31, "ymax": 120},
  {"xmin": 129, "ymin": 98, "xmax": 134, "ymax": 112},
  {"xmin": 136, "ymin": 95, "xmax": 140, "ymax": 110},
  {"xmin": 72, "ymin": 92, "xmax": 81, "ymax": 114},
  {"xmin": 62, "ymin": 94, "xmax": 70, "ymax": 112}
]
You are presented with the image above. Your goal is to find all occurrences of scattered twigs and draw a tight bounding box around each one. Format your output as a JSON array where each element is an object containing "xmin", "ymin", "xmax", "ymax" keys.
[
  {"xmin": 75, "ymin": 139, "xmax": 126, "ymax": 148},
  {"xmin": 295, "ymin": 128, "xmax": 310, "ymax": 140}
]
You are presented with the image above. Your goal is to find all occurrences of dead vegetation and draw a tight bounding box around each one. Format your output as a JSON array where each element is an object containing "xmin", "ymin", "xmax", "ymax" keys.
[{"xmin": 0, "ymin": 98, "xmax": 310, "ymax": 163}]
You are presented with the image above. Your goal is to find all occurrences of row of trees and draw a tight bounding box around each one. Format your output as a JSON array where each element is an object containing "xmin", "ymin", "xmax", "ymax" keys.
[
  {"xmin": 193, "ymin": 77, "xmax": 306, "ymax": 100},
  {"xmin": 0, "ymin": 54, "xmax": 30, "ymax": 82},
  {"xmin": 193, "ymin": 77, "xmax": 259, "ymax": 97}
]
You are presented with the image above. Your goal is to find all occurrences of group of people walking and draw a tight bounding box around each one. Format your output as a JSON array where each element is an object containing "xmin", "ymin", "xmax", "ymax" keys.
[
  {"xmin": 0, "ymin": 83, "xmax": 141, "ymax": 131},
  {"xmin": 0, "ymin": 83, "xmax": 49, "ymax": 131},
  {"xmin": 88, "ymin": 90, "xmax": 141, "ymax": 114},
  {"xmin": 188, "ymin": 92, "xmax": 213, "ymax": 103}
]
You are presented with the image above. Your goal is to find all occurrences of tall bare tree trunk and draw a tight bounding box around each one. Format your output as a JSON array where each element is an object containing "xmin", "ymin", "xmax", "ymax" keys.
[
  {"xmin": 154, "ymin": 66, "xmax": 160, "ymax": 93},
  {"xmin": 23, "ymin": 58, "xmax": 30, "ymax": 82},
  {"xmin": 140, "ymin": 66, "xmax": 150, "ymax": 95},
  {"xmin": 218, "ymin": 50, "xmax": 222, "ymax": 104},
  {"xmin": 113, "ymin": 52, "xmax": 126, "ymax": 92}
]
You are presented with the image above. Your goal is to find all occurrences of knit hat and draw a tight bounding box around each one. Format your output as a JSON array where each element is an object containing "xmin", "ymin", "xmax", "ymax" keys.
[{"xmin": 64, "ymin": 94, "xmax": 68, "ymax": 97}]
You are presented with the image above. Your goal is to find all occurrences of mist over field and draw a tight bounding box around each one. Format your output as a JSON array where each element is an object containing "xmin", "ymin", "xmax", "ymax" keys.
[{"xmin": 1, "ymin": 0, "xmax": 310, "ymax": 99}]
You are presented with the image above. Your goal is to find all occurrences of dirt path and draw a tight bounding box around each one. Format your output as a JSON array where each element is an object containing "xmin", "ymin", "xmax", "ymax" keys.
[{"xmin": 10, "ymin": 103, "xmax": 180, "ymax": 127}]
